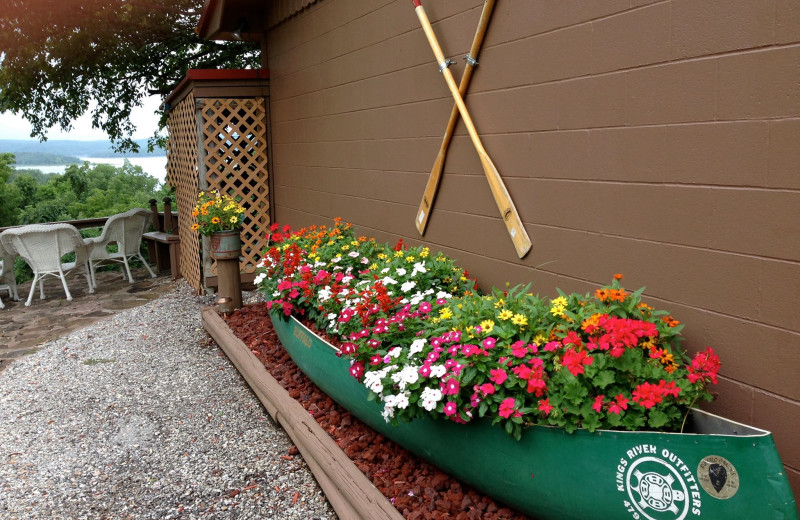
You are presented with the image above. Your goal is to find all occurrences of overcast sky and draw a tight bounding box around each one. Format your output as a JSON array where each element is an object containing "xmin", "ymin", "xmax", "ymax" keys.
[{"xmin": 0, "ymin": 95, "xmax": 163, "ymax": 141}]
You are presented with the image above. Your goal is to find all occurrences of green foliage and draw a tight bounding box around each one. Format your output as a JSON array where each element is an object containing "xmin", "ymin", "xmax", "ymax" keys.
[
  {"xmin": 0, "ymin": 153, "xmax": 22, "ymax": 226},
  {"xmin": 0, "ymin": 0, "xmax": 260, "ymax": 152}
]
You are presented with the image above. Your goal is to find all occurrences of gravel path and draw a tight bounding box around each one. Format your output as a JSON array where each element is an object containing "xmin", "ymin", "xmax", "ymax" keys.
[{"xmin": 0, "ymin": 282, "xmax": 336, "ymax": 520}]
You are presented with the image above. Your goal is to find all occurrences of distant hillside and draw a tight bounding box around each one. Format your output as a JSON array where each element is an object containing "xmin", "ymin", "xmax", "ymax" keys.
[
  {"xmin": 0, "ymin": 139, "xmax": 165, "ymax": 158},
  {"xmin": 12, "ymin": 152, "xmax": 82, "ymax": 166}
]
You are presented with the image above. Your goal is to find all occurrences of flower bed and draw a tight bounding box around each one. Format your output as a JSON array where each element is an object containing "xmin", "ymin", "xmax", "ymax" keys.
[
  {"xmin": 224, "ymin": 303, "xmax": 529, "ymax": 519},
  {"xmin": 256, "ymin": 219, "xmax": 720, "ymax": 440}
]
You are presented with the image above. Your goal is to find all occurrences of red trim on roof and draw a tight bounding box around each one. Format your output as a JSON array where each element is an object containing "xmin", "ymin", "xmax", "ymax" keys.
[
  {"xmin": 196, "ymin": 0, "xmax": 219, "ymax": 38},
  {"xmin": 163, "ymin": 69, "xmax": 270, "ymax": 109}
]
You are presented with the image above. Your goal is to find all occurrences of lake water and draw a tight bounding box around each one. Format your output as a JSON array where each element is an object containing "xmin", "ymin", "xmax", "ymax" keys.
[{"xmin": 15, "ymin": 156, "xmax": 168, "ymax": 184}]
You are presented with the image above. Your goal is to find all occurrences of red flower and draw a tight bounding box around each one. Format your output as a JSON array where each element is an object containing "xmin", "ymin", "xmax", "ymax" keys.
[
  {"xmin": 562, "ymin": 348, "xmax": 593, "ymax": 377},
  {"xmin": 632, "ymin": 382, "xmax": 663, "ymax": 409},
  {"xmin": 608, "ymin": 394, "xmax": 629, "ymax": 415},
  {"xmin": 538, "ymin": 398, "xmax": 554, "ymax": 416},
  {"xmin": 687, "ymin": 347, "xmax": 720, "ymax": 385},
  {"xmin": 592, "ymin": 395, "xmax": 605, "ymax": 413}
]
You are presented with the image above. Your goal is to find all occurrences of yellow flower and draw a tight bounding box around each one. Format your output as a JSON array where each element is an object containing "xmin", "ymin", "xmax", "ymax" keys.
[
  {"xmin": 369, "ymin": 263, "xmax": 378, "ymax": 270},
  {"xmin": 405, "ymin": 255, "xmax": 415, "ymax": 262},
  {"xmin": 439, "ymin": 307, "xmax": 453, "ymax": 320},
  {"xmin": 341, "ymin": 245, "xmax": 350, "ymax": 251},
  {"xmin": 350, "ymin": 241, "xmax": 359, "ymax": 246},
  {"xmin": 534, "ymin": 333, "xmax": 547, "ymax": 345},
  {"xmin": 460, "ymin": 276, "xmax": 467, "ymax": 282},
  {"xmin": 229, "ymin": 216, "xmax": 238, "ymax": 224},
  {"xmin": 211, "ymin": 216, "xmax": 220, "ymax": 224},
  {"xmin": 551, "ymin": 296, "xmax": 568, "ymax": 307},
  {"xmin": 494, "ymin": 298, "xmax": 505, "ymax": 309},
  {"xmin": 191, "ymin": 223, "xmax": 200, "ymax": 231},
  {"xmin": 480, "ymin": 320, "xmax": 495, "ymax": 333},
  {"xmin": 498, "ymin": 309, "xmax": 513, "ymax": 321},
  {"xmin": 511, "ymin": 314, "xmax": 528, "ymax": 326},
  {"xmin": 377, "ymin": 253, "xmax": 387, "ymax": 260},
  {"xmin": 420, "ymin": 247, "xmax": 430, "ymax": 258},
  {"xmin": 394, "ymin": 250, "xmax": 404, "ymax": 258}
]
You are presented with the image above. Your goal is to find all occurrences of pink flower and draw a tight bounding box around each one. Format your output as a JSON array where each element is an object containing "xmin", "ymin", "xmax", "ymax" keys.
[
  {"xmin": 478, "ymin": 383, "xmax": 495, "ymax": 396},
  {"xmin": 482, "ymin": 337, "xmax": 497, "ymax": 350},
  {"xmin": 498, "ymin": 397, "xmax": 517, "ymax": 419},
  {"xmin": 418, "ymin": 365, "xmax": 432, "ymax": 377},
  {"xmin": 489, "ymin": 368, "xmax": 508, "ymax": 385},
  {"xmin": 340, "ymin": 342, "xmax": 357, "ymax": 355},
  {"xmin": 562, "ymin": 331, "xmax": 582, "ymax": 347},
  {"xmin": 687, "ymin": 347, "xmax": 721, "ymax": 385},
  {"xmin": 544, "ymin": 341, "xmax": 561, "ymax": 352},
  {"xmin": 592, "ymin": 395, "xmax": 605, "ymax": 413},
  {"xmin": 349, "ymin": 361, "xmax": 365, "ymax": 380},
  {"xmin": 418, "ymin": 302, "xmax": 432, "ymax": 314},
  {"xmin": 538, "ymin": 398, "xmax": 554, "ymax": 416},
  {"xmin": 369, "ymin": 355, "xmax": 382, "ymax": 365},
  {"xmin": 443, "ymin": 401, "xmax": 458, "ymax": 416},
  {"xmin": 442, "ymin": 377, "xmax": 460, "ymax": 396},
  {"xmin": 510, "ymin": 341, "xmax": 528, "ymax": 358}
]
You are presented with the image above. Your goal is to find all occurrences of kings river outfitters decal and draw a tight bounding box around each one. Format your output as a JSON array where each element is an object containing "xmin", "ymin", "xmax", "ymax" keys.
[{"xmin": 616, "ymin": 444, "xmax": 702, "ymax": 520}]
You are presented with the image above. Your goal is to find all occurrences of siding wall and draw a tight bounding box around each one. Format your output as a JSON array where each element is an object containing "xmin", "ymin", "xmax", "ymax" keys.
[{"xmin": 263, "ymin": 0, "xmax": 800, "ymax": 501}]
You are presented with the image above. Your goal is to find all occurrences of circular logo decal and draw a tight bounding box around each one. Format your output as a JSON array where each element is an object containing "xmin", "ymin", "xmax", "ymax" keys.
[
  {"xmin": 697, "ymin": 455, "xmax": 739, "ymax": 499},
  {"xmin": 616, "ymin": 445, "xmax": 702, "ymax": 520}
]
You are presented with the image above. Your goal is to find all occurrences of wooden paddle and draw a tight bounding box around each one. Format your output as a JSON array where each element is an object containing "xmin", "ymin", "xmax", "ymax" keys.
[
  {"xmin": 415, "ymin": 0, "xmax": 497, "ymax": 235},
  {"xmin": 412, "ymin": 0, "xmax": 532, "ymax": 258}
]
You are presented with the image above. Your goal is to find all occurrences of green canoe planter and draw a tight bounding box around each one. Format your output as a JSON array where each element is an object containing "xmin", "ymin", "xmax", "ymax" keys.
[{"xmin": 271, "ymin": 311, "xmax": 798, "ymax": 520}]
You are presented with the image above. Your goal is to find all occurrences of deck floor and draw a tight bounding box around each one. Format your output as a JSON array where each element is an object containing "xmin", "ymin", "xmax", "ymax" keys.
[{"xmin": 0, "ymin": 268, "xmax": 178, "ymax": 372}]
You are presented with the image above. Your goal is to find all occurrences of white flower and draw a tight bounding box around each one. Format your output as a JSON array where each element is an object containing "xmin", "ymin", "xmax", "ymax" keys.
[
  {"xmin": 409, "ymin": 338, "xmax": 426, "ymax": 356},
  {"xmin": 381, "ymin": 268, "xmax": 390, "ymax": 274},
  {"xmin": 253, "ymin": 273, "xmax": 266, "ymax": 285},
  {"xmin": 382, "ymin": 406, "xmax": 395, "ymax": 422},
  {"xmin": 318, "ymin": 286, "xmax": 332, "ymax": 301},
  {"xmin": 361, "ymin": 257, "xmax": 370, "ymax": 264},
  {"xmin": 381, "ymin": 276, "xmax": 398, "ymax": 286},
  {"xmin": 425, "ymin": 289, "xmax": 435, "ymax": 295},
  {"xmin": 383, "ymin": 394, "xmax": 397, "ymax": 407},
  {"xmin": 348, "ymin": 251, "xmax": 360, "ymax": 258},
  {"xmin": 411, "ymin": 262, "xmax": 427, "ymax": 276},
  {"xmin": 341, "ymin": 275, "xmax": 354, "ymax": 284},
  {"xmin": 401, "ymin": 280, "xmax": 417, "ymax": 293},
  {"xmin": 395, "ymin": 392, "xmax": 410, "ymax": 409},
  {"xmin": 388, "ymin": 347, "xmax": 402, "ymax": 358},
  {"xmin": 420, "ymin": 387, "xmax": 443, "ymax": 411},
  {"xmin": 436, "ymin": 291, "xmax": 452, "ymax": 300},
  {"xmin": 395, "ymin": 268, "xmax": 407, "ymax": 276},
  {"xmin": 409, "ymin": 292, "xmax": 424, "ymax": 305},
  {"xmin": 429, "ymin": 364, "xmax": 446, "ymax": 378},
  {"xmin": 331, "ymin": 256, "xmax": 342, "ymax": 263}
]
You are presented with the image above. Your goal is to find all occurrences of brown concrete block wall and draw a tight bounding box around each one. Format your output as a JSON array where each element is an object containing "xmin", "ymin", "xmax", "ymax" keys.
[{"xmin": 264, "ymin": 0, "xmax": 800, "ymax": 505}]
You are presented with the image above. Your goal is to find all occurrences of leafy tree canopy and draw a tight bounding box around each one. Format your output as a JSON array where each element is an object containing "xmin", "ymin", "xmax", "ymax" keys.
[{"xmin": 0, "ymin": 0, "xmax": 260, "ymax": 152}]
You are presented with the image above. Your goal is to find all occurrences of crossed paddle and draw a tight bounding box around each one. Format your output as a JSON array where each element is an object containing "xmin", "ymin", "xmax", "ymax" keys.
[{"xmin": 412, "ymin": 0, "xmax": 532, "ymax": 259}]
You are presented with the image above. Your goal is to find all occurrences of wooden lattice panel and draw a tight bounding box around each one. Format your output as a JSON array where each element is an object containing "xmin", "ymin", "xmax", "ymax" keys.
[
  {"xmin": 200, "ymin": 98, "xmax": 270, "ymax": 275},
  {"xmin": 166, "ymin": 92, "xmax": 203, "ymax": 293}
]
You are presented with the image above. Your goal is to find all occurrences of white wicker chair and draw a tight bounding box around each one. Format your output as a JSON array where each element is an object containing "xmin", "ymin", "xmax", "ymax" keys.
[
  {"xmin": 0, "ymin": 224, "xmax": 94, "ymax": 306},
  {"xmin": 86, "ymin": 208, "xmax": 156, "ymax": 286},
  {"xmin": 0, "ymin": 233, "xmax": 20, "ymax": 309}
]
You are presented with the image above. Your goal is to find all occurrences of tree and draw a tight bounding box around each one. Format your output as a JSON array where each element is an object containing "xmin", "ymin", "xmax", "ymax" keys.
[
  {"xmin": 0, "ymin": 0, "xmax": 260, "ymax": 152},
  {"xmin": 0, "ymin": 153, "xmax": 22, "ymax": 226}
]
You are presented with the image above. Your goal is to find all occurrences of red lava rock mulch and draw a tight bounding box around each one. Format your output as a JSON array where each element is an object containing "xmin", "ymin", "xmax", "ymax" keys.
[{"xmin": 224, "ymin": 302, "xmax": 533, "ymax": 520}]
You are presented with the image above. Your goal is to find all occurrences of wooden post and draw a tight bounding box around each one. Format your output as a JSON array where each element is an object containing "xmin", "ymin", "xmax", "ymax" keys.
[
  {"xmin": 149, "ymin": 199, "xmax": 162, "ymax": 232},
  {"xmin": 215, "ymin": 258, "xmax": 242, "ymax": 312},
  {"xmin": 162, "ymin": 197, "xmax": 173, "ymax": 233}
]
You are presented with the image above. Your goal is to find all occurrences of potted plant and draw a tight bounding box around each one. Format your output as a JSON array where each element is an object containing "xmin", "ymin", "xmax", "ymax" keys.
[{"xmin": 191, "ymin": 190, "xmax": 245, "ymax": 260}]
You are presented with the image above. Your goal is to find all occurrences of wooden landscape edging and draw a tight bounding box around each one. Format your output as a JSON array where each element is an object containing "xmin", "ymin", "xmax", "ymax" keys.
[{"xmin": 200, "ymin": 307, "xmax": 404, "ymax": 520}]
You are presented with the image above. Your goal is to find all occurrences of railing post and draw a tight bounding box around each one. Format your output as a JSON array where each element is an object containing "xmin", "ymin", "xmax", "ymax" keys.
[
  {"xmin": 163, "ymin": 197, "xmax": 173, "ymax": 233},
  {"xmin": 149, "ymin": 199, "xmax": 163, "ymax": 232}
]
